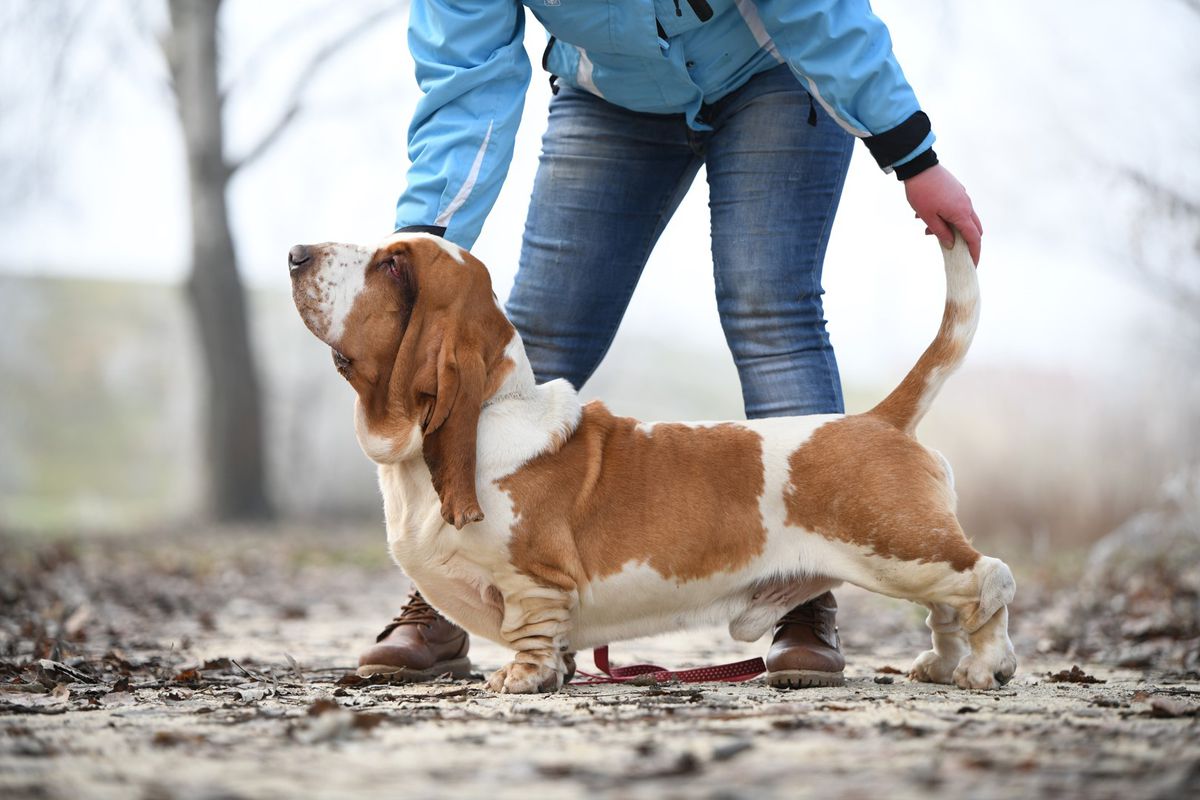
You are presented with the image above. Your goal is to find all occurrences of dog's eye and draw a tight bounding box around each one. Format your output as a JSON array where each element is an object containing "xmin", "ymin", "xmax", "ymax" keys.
[{"xmin": 379, "ymin": 256, "xmax": 405, "ymax": 280}]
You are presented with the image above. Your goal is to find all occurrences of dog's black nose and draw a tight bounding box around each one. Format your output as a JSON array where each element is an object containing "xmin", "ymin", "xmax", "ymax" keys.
[{"xmin": 288, "ymin": 244, "xmax": 312, "ymax": 271}]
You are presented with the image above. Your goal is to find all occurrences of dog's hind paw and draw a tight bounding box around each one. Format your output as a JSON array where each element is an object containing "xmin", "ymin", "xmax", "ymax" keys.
[{"xmin": 952, "ymin": 648, "xmax": 1017, "ymax": 690}]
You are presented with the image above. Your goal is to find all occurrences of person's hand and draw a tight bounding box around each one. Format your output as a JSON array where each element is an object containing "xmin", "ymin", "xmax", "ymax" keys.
[{"xmin": 903, "ymin": 164, "xmax": 982, "ymax": 265}]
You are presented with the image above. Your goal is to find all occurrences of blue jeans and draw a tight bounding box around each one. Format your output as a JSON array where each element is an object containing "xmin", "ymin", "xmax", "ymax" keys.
[{"xmin": 507, "ymin": 65, "xmax": 854, "ymax": 419}]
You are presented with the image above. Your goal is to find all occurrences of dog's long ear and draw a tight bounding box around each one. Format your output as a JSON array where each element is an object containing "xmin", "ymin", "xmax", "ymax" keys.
[
  {"xmin": 390, "ymin": 241, "xmax": 513, "ymax": 529},
  {"xmin": 420, "ymin": 324, "xmax": 490, "ymax": 529}
]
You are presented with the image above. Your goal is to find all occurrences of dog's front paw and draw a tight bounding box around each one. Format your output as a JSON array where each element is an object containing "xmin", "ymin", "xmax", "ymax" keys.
[
  {"xmin": 952, "ymin": 647, "xmax": 1017, "ymax": 690},
  {"xmin": 908, "ymin": 649, "xmax": 958, "ymax": 685},
  {"xmin": 485, "ymin": 661, "xmax": 562, "ymax": 694}
]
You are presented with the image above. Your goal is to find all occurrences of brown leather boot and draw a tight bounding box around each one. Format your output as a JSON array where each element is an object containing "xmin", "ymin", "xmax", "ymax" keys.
[
  {"xmin": 357, "ymin": 590, "xmax": 472, "ymax": 681},
  {"xmin": 765, "ymin": 591, "xmax": 846, "ymax": 689}
]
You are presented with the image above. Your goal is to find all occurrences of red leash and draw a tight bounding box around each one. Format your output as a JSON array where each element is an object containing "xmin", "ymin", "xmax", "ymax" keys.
[{"xmin": 570, "ymin": 645, "xmax": 766, "ymax": 685}]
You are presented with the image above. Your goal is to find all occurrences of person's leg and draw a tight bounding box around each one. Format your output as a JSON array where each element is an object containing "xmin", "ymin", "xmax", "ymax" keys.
[
  {"xmin": 360, "ymin": 87, "xmax": 703, "ymax": 681},
  {"xmin": 508, "ymin": 87, "xmax": 703, "ymax": 388},
  {"xmin": 705, "ymin": 65, "xmax": 853, "ymax": 419},
  {"xmin": 704, "ymin": 65, "xmax": 855, "ymax": 688}
]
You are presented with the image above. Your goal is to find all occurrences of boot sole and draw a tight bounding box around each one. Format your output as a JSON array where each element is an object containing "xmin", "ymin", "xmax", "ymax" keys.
[
  {"xmin": 356, "ymin": 657, "xmax": 473, "ymax": 682},
  {"xmin": 767, "ymin": 669, "xmax": 846, "ymax": 689}
]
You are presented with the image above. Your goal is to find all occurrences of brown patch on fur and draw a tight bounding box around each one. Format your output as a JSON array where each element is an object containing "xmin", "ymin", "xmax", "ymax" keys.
[
  {"xmin": 498, "ymin": 403, "xmax": 768, "ymax": 591},
  {"xmin": 870, "ymin": 300, "xmax": 971, "ymax": 433},
  {"xmin": 784, "ymin": 415, "xmax": 979, "ymax": 571},
  {"xmin": 482, "ymin": 354, "xmax": 515, "ymax": 402}
]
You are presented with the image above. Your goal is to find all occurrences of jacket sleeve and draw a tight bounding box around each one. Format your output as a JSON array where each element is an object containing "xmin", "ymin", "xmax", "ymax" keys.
[
  {"xmin": 395, "ymin": 0, "xmax": 531, "ymax": 247},
  {"xmin": 751, "ymin": 0, "xmax": 937, "ymax": 179}
]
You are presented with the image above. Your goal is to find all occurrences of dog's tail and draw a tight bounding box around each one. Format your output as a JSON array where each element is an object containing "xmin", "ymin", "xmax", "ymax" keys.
[{"xmin": 868, "ymin": 234, "xmax": 979, "ymax": 436}]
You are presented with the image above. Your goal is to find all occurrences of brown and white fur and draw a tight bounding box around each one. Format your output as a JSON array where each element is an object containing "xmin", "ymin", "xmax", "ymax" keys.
[{"xmin": 287, "ymin": 232, "xmax": 1017, "ymax": 694}]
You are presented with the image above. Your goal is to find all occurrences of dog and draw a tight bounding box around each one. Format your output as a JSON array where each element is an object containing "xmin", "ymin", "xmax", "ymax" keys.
[{"xmin": 287, "ymin": 232, "xmax": 1017, "ymax": 694}]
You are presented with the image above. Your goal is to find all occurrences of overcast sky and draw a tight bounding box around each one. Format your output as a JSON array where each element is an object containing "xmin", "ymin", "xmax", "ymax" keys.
[{"xmin": 2, "ymin": 0, "xmax": 1195, "ymax": 387}]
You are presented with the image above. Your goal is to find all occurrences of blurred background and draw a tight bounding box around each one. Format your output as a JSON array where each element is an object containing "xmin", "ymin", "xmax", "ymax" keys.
[{"xmin": 0, "ymin": 0, "xmax": 1196, "ymax": 576}]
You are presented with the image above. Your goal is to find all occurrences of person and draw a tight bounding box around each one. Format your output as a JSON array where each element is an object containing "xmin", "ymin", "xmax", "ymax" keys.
[{"xmin": 357, "ymin": 0, "xmax": 983, "ymax": 689}]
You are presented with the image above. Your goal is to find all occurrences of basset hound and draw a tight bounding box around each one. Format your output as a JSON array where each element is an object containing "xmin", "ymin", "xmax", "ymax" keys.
[{"xmin": 287, "ymin": 232, "xmax": 1017, "ymax": 694}]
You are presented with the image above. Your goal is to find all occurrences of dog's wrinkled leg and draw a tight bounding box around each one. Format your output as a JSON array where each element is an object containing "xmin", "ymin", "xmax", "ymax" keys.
[
  {"xmin": 908, "ymin": 556, "xmax": 1016, "ymax": 690},
  {"xmin": 953, "ymin": 604, "xmax": 1017, "ymax": 689},
  {"xmin": 852, "ymin": 546, "xmax": 1017, "ymax": 691},
  {"xmin": 908, "ymin": 602, "xmax": 969, "ymax": 685},
  {"xmin": 485, "ymin": 582, "xmax": 573, "ymax": 694},
  {"xmin": 951, "ymin": 556, "xmax": 1017, "ymax": 689}
]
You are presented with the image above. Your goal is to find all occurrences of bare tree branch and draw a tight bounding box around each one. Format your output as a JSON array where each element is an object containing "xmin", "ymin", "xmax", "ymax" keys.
[
  {"xmin": 218, "ymin": 0, "xmax": 351, "ymax": 105},
  {"xmin": 226, "ymin": 4, "xmax": 400, "ymax": 175},
  {"xmin": 1119, "ymin": 164, "xmax": 1200, "ymax": 351},
  {"xmin": 1120, "ymin": 167, "xmax": 1200, "ymax": 219},
  {"xmin": 0, "ymin": 0, "xmax": 93, "ymax": 207}
]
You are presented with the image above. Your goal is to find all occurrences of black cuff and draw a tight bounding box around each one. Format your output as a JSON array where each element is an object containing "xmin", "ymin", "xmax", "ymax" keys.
[
  {"xmin": 395, "ymin": 224, "xmax": 447, "ymax": 237},
  {"xmin": 893, "ymin": 148, "xmax": 938, "ymax": 181},
  {"xmin": 863, "ymin": 111, "xmax": 932, "ymax": 170}
]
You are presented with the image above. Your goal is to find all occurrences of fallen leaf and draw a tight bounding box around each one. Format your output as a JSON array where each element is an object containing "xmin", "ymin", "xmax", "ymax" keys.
[
  {"xmin": 1046, "ymin": 666, "xmax": 1105, "ymax": 684},
  {"xmin": 173, "ymin": 669, "xmax": 202, "ymax": 686},
  {"xmin": 62, "ymin": 605, "xmax": 92, "ymax": 639},
  {"xmin": 307, "ymin": 698, "xmax": 341, "ymax": 717},
  {"xmin": 1147, "ymin": 697, "xmax": 1198, "ymax": 718},
  {"xmin": 352, "ymin": 712, "xmax": 388, "ymax": 731},
  {"xmin": 152, "ymin": 730, "xmax": 207, "ymax": 748},
  {"xmin": 234, "ymin": 686, "xmax": 272, "ymax": 702},
  {"xmin": 36, "ymin": 659, "xmax": 97, "ymax": 685},
  {"xmin": 770, "ymin": 718, "xmax": 812, "ymax": 731},
  {"xmin": 284, "ymin": 653, "xmax": 307, "ymax": 684},
  {"xmin": 293, "ymin": 709, "xmax": 357, "ymax": 744},
  {"xmin": 712, "ymin": 740, "xmax": 753, "ymax": 761}
]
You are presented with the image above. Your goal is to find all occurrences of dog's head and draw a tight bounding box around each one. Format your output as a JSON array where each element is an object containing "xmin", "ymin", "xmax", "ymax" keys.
[{"xmin": 287, "ymin": 232, "xmax": 515, "ymax": 529}]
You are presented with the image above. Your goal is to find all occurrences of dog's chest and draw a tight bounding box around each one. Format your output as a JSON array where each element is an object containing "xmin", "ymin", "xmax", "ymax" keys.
[
  {"xmin": 378, "ymin": 462, "xmax": 508, "ymax": 640},
  {"xmin": 387, "ymin": 530, "xmax": 506, "ymax": 642}
]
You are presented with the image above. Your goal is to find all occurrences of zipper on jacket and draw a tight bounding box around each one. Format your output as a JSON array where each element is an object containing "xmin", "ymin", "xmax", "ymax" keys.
[{"xmin": 673, "ymin": 0, "xmax": 682, "ymax": 15}]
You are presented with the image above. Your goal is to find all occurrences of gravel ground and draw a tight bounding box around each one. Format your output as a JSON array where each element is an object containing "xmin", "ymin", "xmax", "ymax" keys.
[{"xmin": 1, "ymin": 525, "xmax": 1197, "ymax": 800}]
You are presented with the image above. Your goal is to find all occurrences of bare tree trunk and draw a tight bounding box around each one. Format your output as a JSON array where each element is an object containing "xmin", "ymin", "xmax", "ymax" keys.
[{"xmin": 165, "ymin": 0, "xmax": 272, "ymax": 521}]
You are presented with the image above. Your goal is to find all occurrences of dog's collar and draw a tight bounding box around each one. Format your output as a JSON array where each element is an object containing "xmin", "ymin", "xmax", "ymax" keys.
[{"xmin": 482, "ymin": 389, "xmax": 528, "ymax": 409}]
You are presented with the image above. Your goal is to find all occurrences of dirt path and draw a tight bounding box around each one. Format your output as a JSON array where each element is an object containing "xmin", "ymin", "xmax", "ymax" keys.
[{"xmin": 2, "ymin": 527, "xmax": 1197, "ymax": 799}]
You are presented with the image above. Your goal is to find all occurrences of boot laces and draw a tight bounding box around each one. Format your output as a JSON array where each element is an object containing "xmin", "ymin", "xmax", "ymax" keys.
[
  {"xmin": 778, "ymin": 597, "xmax": 838, "ymax": 632},
  {"xmin": 779, "ymin": 606, "xmax": 821, "ymax": 627},
  {"xmin": 375, "ymin": 590, "xmax": 440, "ymax": 642}
]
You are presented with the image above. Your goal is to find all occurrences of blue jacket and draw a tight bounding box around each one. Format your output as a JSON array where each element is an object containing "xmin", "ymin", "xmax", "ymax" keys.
[{"xmin": 396, "ymin": 0, "xmax": 937, "ymax": 248}]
